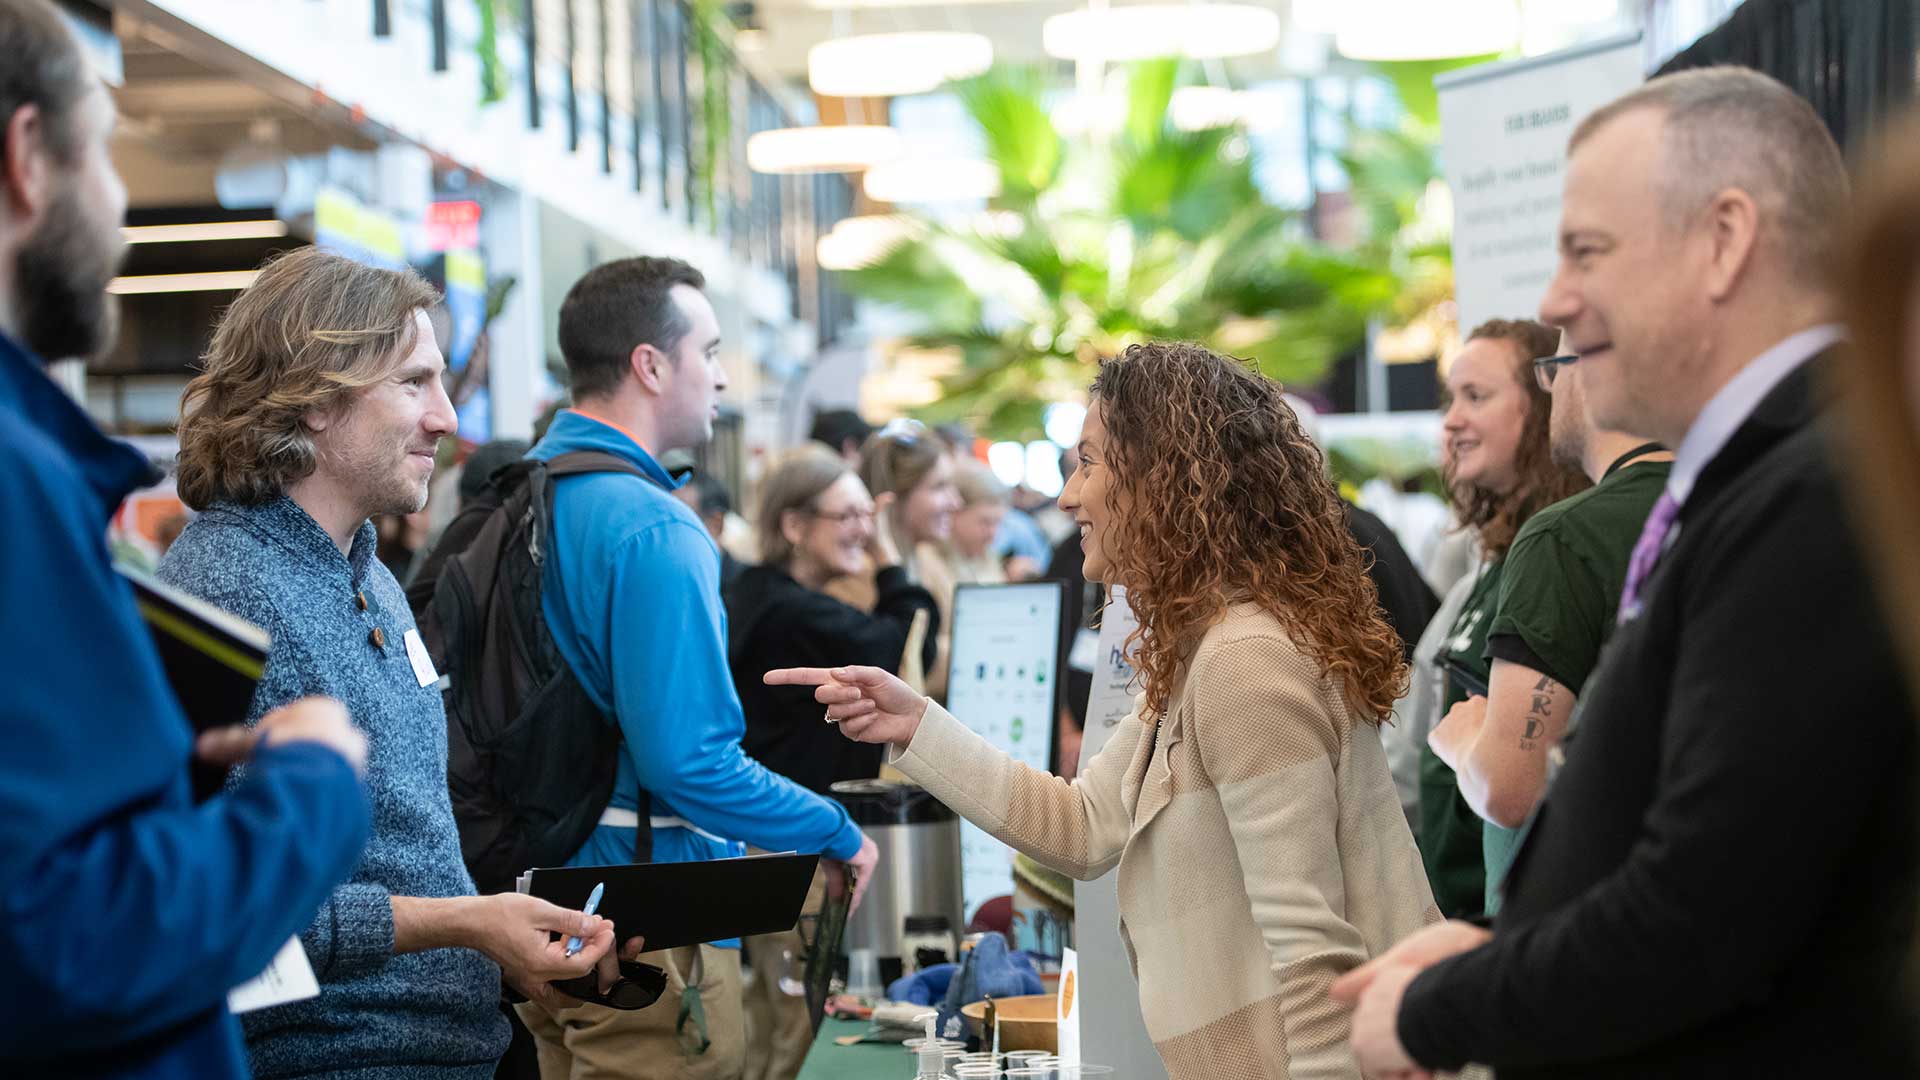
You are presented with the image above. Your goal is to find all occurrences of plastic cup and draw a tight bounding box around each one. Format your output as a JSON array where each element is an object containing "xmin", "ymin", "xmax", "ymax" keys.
[{"xmin": 952, "ymin": 1064, "xmax": 1004, "ymax": 1079}]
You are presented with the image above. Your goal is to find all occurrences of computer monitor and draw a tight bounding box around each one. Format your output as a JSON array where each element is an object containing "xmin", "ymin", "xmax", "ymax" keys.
[{"xmin": 942, "ymin": 580, "xmax": 1065, "ymax": 921}]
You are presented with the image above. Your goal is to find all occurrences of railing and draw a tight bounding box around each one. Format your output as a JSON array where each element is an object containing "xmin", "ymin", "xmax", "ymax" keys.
[{"xmin": 411, "ymin": 0, "xmax": 855, "ymax": 346}]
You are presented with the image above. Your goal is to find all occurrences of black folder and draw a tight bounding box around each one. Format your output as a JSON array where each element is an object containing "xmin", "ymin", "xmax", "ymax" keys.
[
  {"xmin": 121, "ymin": 563, "xmax": 269, "ymax": 800},
  {"xmin": 519, "ymin": 851, "xmax": 820, "ymax": 951}
]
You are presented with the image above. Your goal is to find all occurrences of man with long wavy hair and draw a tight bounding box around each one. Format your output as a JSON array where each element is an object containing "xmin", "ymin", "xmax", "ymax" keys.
[{"xmin": 159, "ymin": 247, "xmax": 631, "ymax": 1080}]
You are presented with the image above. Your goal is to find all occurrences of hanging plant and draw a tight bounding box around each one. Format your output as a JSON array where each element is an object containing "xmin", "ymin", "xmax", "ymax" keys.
[
  {"xmin": 688, "ymin": 0, "xmax": 732, "ymax": 229},
  {"xmin": 477, "ymin": 0, "xmax": 508, "ymax": 105}
]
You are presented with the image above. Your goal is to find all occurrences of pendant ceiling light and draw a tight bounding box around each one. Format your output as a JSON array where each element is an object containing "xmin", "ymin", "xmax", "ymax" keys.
[
  {"xmin": 808, "ymin": 32, "xmax": 994, "ymax": 98},
  {"xmin": 817, "ymin": 215, "xmax": 921, "ymax": 271},
  {"xmin": 746, "ymin": 125, "xmax": 905, "ymax": 175},
  {"xmin": 1334, "ymin": 0, "xmax": 1520, "ymax": 60},
  {"xmin": 817, "ymin": 210, "xmax": 1025, "ymax": 271},
  {"xmin": 862, "ymin": 157, "xmax": 1002, "ymax": 204},
  {"xmin": 1042, "ymin": 3, "xmax": 1283, "ymax": 62}
]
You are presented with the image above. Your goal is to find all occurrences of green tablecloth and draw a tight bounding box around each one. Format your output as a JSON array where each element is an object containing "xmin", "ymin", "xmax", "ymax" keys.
[{"xmin": 795, "ymin": 1016, "xmax": 912, "ymax": 1080}]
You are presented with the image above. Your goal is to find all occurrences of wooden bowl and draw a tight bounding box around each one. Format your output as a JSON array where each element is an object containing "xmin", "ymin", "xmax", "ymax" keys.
[{"xmin": 959, "ymin": 993, "xmax": 1059, "ymax": 1052}]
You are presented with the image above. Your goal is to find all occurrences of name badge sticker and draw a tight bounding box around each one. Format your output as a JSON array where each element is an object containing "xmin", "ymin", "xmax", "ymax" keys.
[{"xmin": 403, "ymin": 628, "xmax": 439, "ymax": 688}]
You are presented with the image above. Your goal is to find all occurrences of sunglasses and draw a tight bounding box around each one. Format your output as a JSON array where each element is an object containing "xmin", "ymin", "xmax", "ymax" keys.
[
  {"xmin": 875, "ymin": 417, "xmax": 928, "ymax": 447},
  {"xmin": 1532, "ymin": 354, "xmax": 1580, "ymax": 391},
  {"xmin": 548, "ymin": 960, "xmax": 669, "ymax": 1011}
]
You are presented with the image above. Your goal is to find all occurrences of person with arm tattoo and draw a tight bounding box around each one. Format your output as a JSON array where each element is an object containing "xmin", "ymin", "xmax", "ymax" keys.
[{"xmin": 1427, "ymin": 352, "xmax": 1669, "ymax": 913}]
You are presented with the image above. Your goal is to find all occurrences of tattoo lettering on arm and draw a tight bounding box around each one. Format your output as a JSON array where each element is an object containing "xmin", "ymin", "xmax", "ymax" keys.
[{"xmin": 1520, "ymin": 675, "xmax": 1554, "ymax": 750}]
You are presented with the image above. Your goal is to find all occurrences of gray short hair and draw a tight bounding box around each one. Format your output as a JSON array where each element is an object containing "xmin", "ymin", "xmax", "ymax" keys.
[{"xmin": 1570, "ymin": 65, "xmax": 1848, "ymax": 287}]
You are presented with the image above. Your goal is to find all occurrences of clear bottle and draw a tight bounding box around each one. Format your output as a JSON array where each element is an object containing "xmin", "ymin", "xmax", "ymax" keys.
[{"xmin": 914, "ymin": 1012, "xmax": 946, "ymax": 1079}]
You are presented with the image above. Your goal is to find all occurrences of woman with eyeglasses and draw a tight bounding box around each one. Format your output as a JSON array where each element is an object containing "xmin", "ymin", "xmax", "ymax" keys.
[
  {"xmin": 728, "ymin": 443, "xmax": 940, "ymax": 795},
  {"xmin": 767, "ymin": 341, "xmax": 1439, "ymax": 1079},
  {"xmin": 1415, "ymin": 318, "xmax": 1589, "ymax": 920},
  {"xmin": 724, "ymin": 444, "xmax": 940, "ymax": 1080}
]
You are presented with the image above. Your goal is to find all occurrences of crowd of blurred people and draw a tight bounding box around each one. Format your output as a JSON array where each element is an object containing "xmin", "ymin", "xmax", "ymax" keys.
[{"xmin": 7, "ymin": 0, "xmax": 1920, "ymax": 1077}]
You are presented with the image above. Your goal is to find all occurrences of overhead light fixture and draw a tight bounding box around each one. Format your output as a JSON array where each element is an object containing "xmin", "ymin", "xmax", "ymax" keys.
[
  {"xmin": 107, "ymin": 270, "xmax": 262, "ymax": 295},
  {"xmin": 746, "ymin": 125, "xmax": 905, "ymax": 174},
  {"xmin": 808, "ymin": 32, "xmax": 994, "ymax": 98},
  {"xmin": 862, "ymin": 157, "xmax": 1001, "ymax": 204},
  {"xmin": 1042, "ymin": 3, "xmax": 1282, "ymax": 63},
  {"xmin": 1335, "ymin": 0, "xmax": 1520, "ymax": 60},
  {"xmin": 817, "ymin": 215, "xmax": 922, "ymax": 271},
  {"xmin": 121, "ymin": 220, "xmax": 290, "ymax": 244}
]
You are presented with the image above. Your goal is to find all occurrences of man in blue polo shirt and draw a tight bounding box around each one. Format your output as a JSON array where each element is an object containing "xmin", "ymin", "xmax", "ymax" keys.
[
  {"xmin": 0, "ymin": 2, "xmax": 372, "ymax": 1075},
  {"xmin": 516, "ymin": 257, "xmax": 878, "ymax": 1080}
]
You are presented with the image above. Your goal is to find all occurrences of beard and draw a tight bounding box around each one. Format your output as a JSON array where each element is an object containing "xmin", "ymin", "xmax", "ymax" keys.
[
  {"xmin": 15, "ymin": 183, "xmax": 122, "ymax": 363},
  {"xmin": 1549, "ymin": 424, "xmax": 1586, "ymax": 472},
  {"xmin": 324, "ymin": 436, "xmax": 435, "ymax": 521}
]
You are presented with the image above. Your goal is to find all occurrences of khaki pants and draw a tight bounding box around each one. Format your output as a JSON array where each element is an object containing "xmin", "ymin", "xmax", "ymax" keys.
[
  {"xmin": 739, "ymin": 864, "xmax": 827, "ymax": 1080},
  {"xmin": 518, "ymin": 944, "xmax": 746, "ymax": 1080}
]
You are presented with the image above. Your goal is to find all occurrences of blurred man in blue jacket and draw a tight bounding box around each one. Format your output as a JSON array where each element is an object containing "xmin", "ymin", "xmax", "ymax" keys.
[
  {"xmin": 0, "ymin": 2, "xmax": 373, "ymax": 1075},
  {"xmin": 515, "ymin": 257, "xmax": 878, "ymax": 1080}
]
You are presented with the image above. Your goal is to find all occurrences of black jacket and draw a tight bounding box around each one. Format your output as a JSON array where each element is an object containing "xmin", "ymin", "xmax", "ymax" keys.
[
  {"xmin": 726, "ymin": 563, "xmax": 940, "ymax": 795},
  {"xmin": 1345, "ymin": 500, "xmax": 1440, "ymax": 662},
  {"xmin": 1399, "ymin": 356, "xmax": 1919, "ymax": 1077}
]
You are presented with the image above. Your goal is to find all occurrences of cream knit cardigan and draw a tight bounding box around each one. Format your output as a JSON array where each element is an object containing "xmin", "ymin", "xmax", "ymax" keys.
[{"xmin": 891, "ymin": 603, "xmax": 1440, "ymax": 1079}]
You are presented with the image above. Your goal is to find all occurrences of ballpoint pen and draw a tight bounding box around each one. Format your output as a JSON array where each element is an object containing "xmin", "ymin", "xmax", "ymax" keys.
[{"xmin": 565, "ymin": 882, "xmax": 605, "ymax": 958}]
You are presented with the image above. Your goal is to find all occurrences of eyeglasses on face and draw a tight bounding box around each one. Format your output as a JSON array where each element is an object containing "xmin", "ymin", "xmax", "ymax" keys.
[
  {"xmin": 806, "ymin": 505, "xmax": 877, "ymax": 527},
  {"xmin": 1533, "ymin": 354, "xmax": 1580, "ymax": 391}
]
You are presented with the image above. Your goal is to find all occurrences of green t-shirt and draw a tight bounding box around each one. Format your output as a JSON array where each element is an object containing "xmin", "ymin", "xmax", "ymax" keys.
[
  {"xmin": 1418, "ymin": 558, "xmax": 1504, "ymax": 919},
  {"xmin": 1481, "ymin": 451, "xmax": 1672, "ymax": 911}
]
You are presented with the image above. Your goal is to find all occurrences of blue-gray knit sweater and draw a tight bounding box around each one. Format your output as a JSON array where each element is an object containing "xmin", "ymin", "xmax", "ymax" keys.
[{"xmin": 158, "ymin": 496, "xmax": 509, "ymax": 1079}]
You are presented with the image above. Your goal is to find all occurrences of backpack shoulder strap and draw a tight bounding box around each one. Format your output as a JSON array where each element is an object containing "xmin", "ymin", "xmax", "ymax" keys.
[{"xmin": 544, "ymin": 450, "xmax": 652, "ymax": 479}]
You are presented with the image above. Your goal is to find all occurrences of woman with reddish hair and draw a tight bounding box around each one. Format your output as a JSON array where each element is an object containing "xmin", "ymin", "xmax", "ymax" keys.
[{"xmin": 769, "ymin": 342, "xmax": 1437, "ymax": 1079}]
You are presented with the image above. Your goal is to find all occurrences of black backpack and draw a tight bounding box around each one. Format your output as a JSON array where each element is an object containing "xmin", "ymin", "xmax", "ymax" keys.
[{"xmin": 408, "ymin": 451, "xmax": 653, "ymax": 895}]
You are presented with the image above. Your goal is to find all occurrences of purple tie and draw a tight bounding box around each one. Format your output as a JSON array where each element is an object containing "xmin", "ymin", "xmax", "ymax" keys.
[{"xmin": 1618, "ymin": 491, "xmax": 1681, "ymax": 625}]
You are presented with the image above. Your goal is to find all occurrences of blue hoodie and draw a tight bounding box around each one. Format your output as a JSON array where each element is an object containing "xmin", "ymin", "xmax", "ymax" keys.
[
  {"xmin": 530, "ymin": 411, "xmax": 861, "ymax": 920},
  {"xmin": 0, "ymin": 332, "xmax": 369, "ymax": 1078}
]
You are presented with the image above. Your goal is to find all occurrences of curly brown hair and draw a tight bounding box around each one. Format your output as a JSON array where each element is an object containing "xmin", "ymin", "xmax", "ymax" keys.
[
  {"xmin": 1445, "ymin": 318, "xmax": 1589, "ymax": 558},
  {"xmin": 175, "ymin": 248, "xmax": 439, "ymax": 510},
  {"xmin": 1089, "ymin": 342, "xmax": 1407, "ymax": 722}
]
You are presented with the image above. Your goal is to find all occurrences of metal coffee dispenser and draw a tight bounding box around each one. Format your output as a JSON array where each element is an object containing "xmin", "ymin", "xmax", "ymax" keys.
[{"xmin": 829, "ymin": 778, "xmax": 965, "ymax": 990}]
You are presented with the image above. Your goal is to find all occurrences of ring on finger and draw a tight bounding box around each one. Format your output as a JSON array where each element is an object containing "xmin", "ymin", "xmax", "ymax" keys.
[{"xmin": 823, "ymin": 707, "xmax": 839, "ymax": 725}]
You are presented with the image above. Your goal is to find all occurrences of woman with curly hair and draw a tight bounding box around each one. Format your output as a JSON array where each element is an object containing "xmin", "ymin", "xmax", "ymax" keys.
[
  {"xmin": 767, "ymin": 342, "xmax": 1437, "ymax": 1079},
  {"xmin": 1416, "ymin": 319, "xmax": 1588, "ymax": 920}
]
